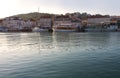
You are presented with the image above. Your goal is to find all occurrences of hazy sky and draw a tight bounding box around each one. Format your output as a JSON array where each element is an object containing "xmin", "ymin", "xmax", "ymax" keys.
[{"xmin": 0, "ymin": 0, "xmax": 120, "ymax": 18}]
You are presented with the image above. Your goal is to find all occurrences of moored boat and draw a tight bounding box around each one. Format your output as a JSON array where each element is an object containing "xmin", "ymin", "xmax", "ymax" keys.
[{"xmin": 32, "ymin": 27, "xmax": 48, "ymax": 32}]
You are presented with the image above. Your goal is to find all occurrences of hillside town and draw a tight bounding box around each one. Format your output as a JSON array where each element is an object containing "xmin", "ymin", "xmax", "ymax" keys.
[{"xmin": 0, "ymin": 13, "xmax": 120, "ymax": 32}]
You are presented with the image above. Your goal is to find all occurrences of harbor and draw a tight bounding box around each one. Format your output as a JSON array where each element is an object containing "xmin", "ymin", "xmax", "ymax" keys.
[
  {"xmin": 0, "ymin": 14, "xmax": 120, "ymax": 32},
  {"xmin": 1, "ymin": 0, "xmax": 120, "ymax": 78}
]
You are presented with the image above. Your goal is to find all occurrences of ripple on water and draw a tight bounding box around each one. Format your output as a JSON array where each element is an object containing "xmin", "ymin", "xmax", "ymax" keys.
[{"xmin": 0, "ymin": 32, "xmax": 120, "ymax": 78}]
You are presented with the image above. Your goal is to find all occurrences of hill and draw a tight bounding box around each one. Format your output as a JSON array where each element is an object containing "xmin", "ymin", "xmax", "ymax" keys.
[{"xmin": 13, "ymin": 12, "xmax": 56, "ymax": 20}]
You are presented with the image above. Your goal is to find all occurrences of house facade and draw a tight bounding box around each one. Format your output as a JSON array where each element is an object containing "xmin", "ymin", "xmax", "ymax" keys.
[
  {"xmin": 86, "ymin": 16, "xmax": 112, "ymax": 32},
  {"xmin": 53, "ymin": 15, "xmax": 81, "ymax": 32},
  {"xmin": 37, "ymin": 16, "xmax": 52, "ymax": 29},
  {"xmin": 87, "ymin": 16, "xmax": 110, "ymax": 26},
  {"xmin": 53, "ymin": 15, "xmax": 72, "ymax": 31},
  {"xmin": 2, "ymin": 17, "xmax": 35, "ymax": 31}
]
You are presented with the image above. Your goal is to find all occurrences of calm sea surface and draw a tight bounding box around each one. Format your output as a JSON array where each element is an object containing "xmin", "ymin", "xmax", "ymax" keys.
[{"xmin": 0, "ymin": 32, "xmax": 120, "ymax": 78}]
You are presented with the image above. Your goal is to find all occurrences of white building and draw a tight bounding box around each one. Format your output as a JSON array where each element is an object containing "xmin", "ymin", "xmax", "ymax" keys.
[
  {"xmin": 2, "ymin": 17, "xmax": 35, "ymax": 31},
  {"xmin": 87, "ymin": 16, "xmax": 110, "ymax": 26},
  {"xmin": 85, "ymin": 16, "xmax": 111, "ymax": 32}
]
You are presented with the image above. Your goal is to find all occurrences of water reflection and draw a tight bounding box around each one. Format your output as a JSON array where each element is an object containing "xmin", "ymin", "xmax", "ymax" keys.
[
  {"xmin": 10, "ymin": 32, "xmax": 120, "ymax": 53},
  {"xmin": 38, "ymin": 32, "xmax": 55, "ymax": 50},
  {"xmin": 1, "ymin": 32, "xmax": 120, "ymax": 53},
  {"xmin": 0, "ymin": 32, "xmax": 120, "ymax": 78}
]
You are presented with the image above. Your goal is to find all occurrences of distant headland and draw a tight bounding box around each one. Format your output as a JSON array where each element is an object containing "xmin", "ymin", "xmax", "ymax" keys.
[{"xmin": 0, "ymin": 12, "xmax": 120, "ymax": 32}]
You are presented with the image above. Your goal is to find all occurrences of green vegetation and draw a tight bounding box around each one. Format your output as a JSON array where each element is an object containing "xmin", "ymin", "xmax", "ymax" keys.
[
  {"xmin": 7, "ymin": 12, "xmax": 110, "ymax": 20},
  {"xmin": 14, "ymin": 12, "xmax": 56, "ymax": 20},
  {"xmin": 66, "ymin": 12, "xmax": 110, "ymax": 19}
]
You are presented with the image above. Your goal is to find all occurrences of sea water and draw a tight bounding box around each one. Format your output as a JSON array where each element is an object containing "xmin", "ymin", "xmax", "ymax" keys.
[{"xmin": 0, "ymin": 32, "xmax": 120, "ymax": 78}]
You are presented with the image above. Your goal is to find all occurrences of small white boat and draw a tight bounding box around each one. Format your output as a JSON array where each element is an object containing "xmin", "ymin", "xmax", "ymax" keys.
[
  {"xmin": 32, "ymin": 27, "xmax": 48, "ymax": 32},
  {"xmin": 0, "ymin": 26, "xmax": 8, "ymax": 32},
  {"xmin": 53, "ymin": 29, "xmax": 76, "ymax": 32},
  {"xmin": 53, "ymin": 27, "xmax": 77, "ymax": 32}
]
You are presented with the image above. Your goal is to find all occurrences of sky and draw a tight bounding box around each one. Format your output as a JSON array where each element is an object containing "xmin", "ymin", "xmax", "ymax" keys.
[{"xmin": 0, "ymin": 0, "xmax": 120, "ymax": 18}]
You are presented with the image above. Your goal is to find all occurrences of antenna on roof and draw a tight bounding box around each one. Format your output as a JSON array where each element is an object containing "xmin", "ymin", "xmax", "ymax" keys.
[{"xmin": 38, "ymin": 7, "xmax": 40, "ymax": 13}]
